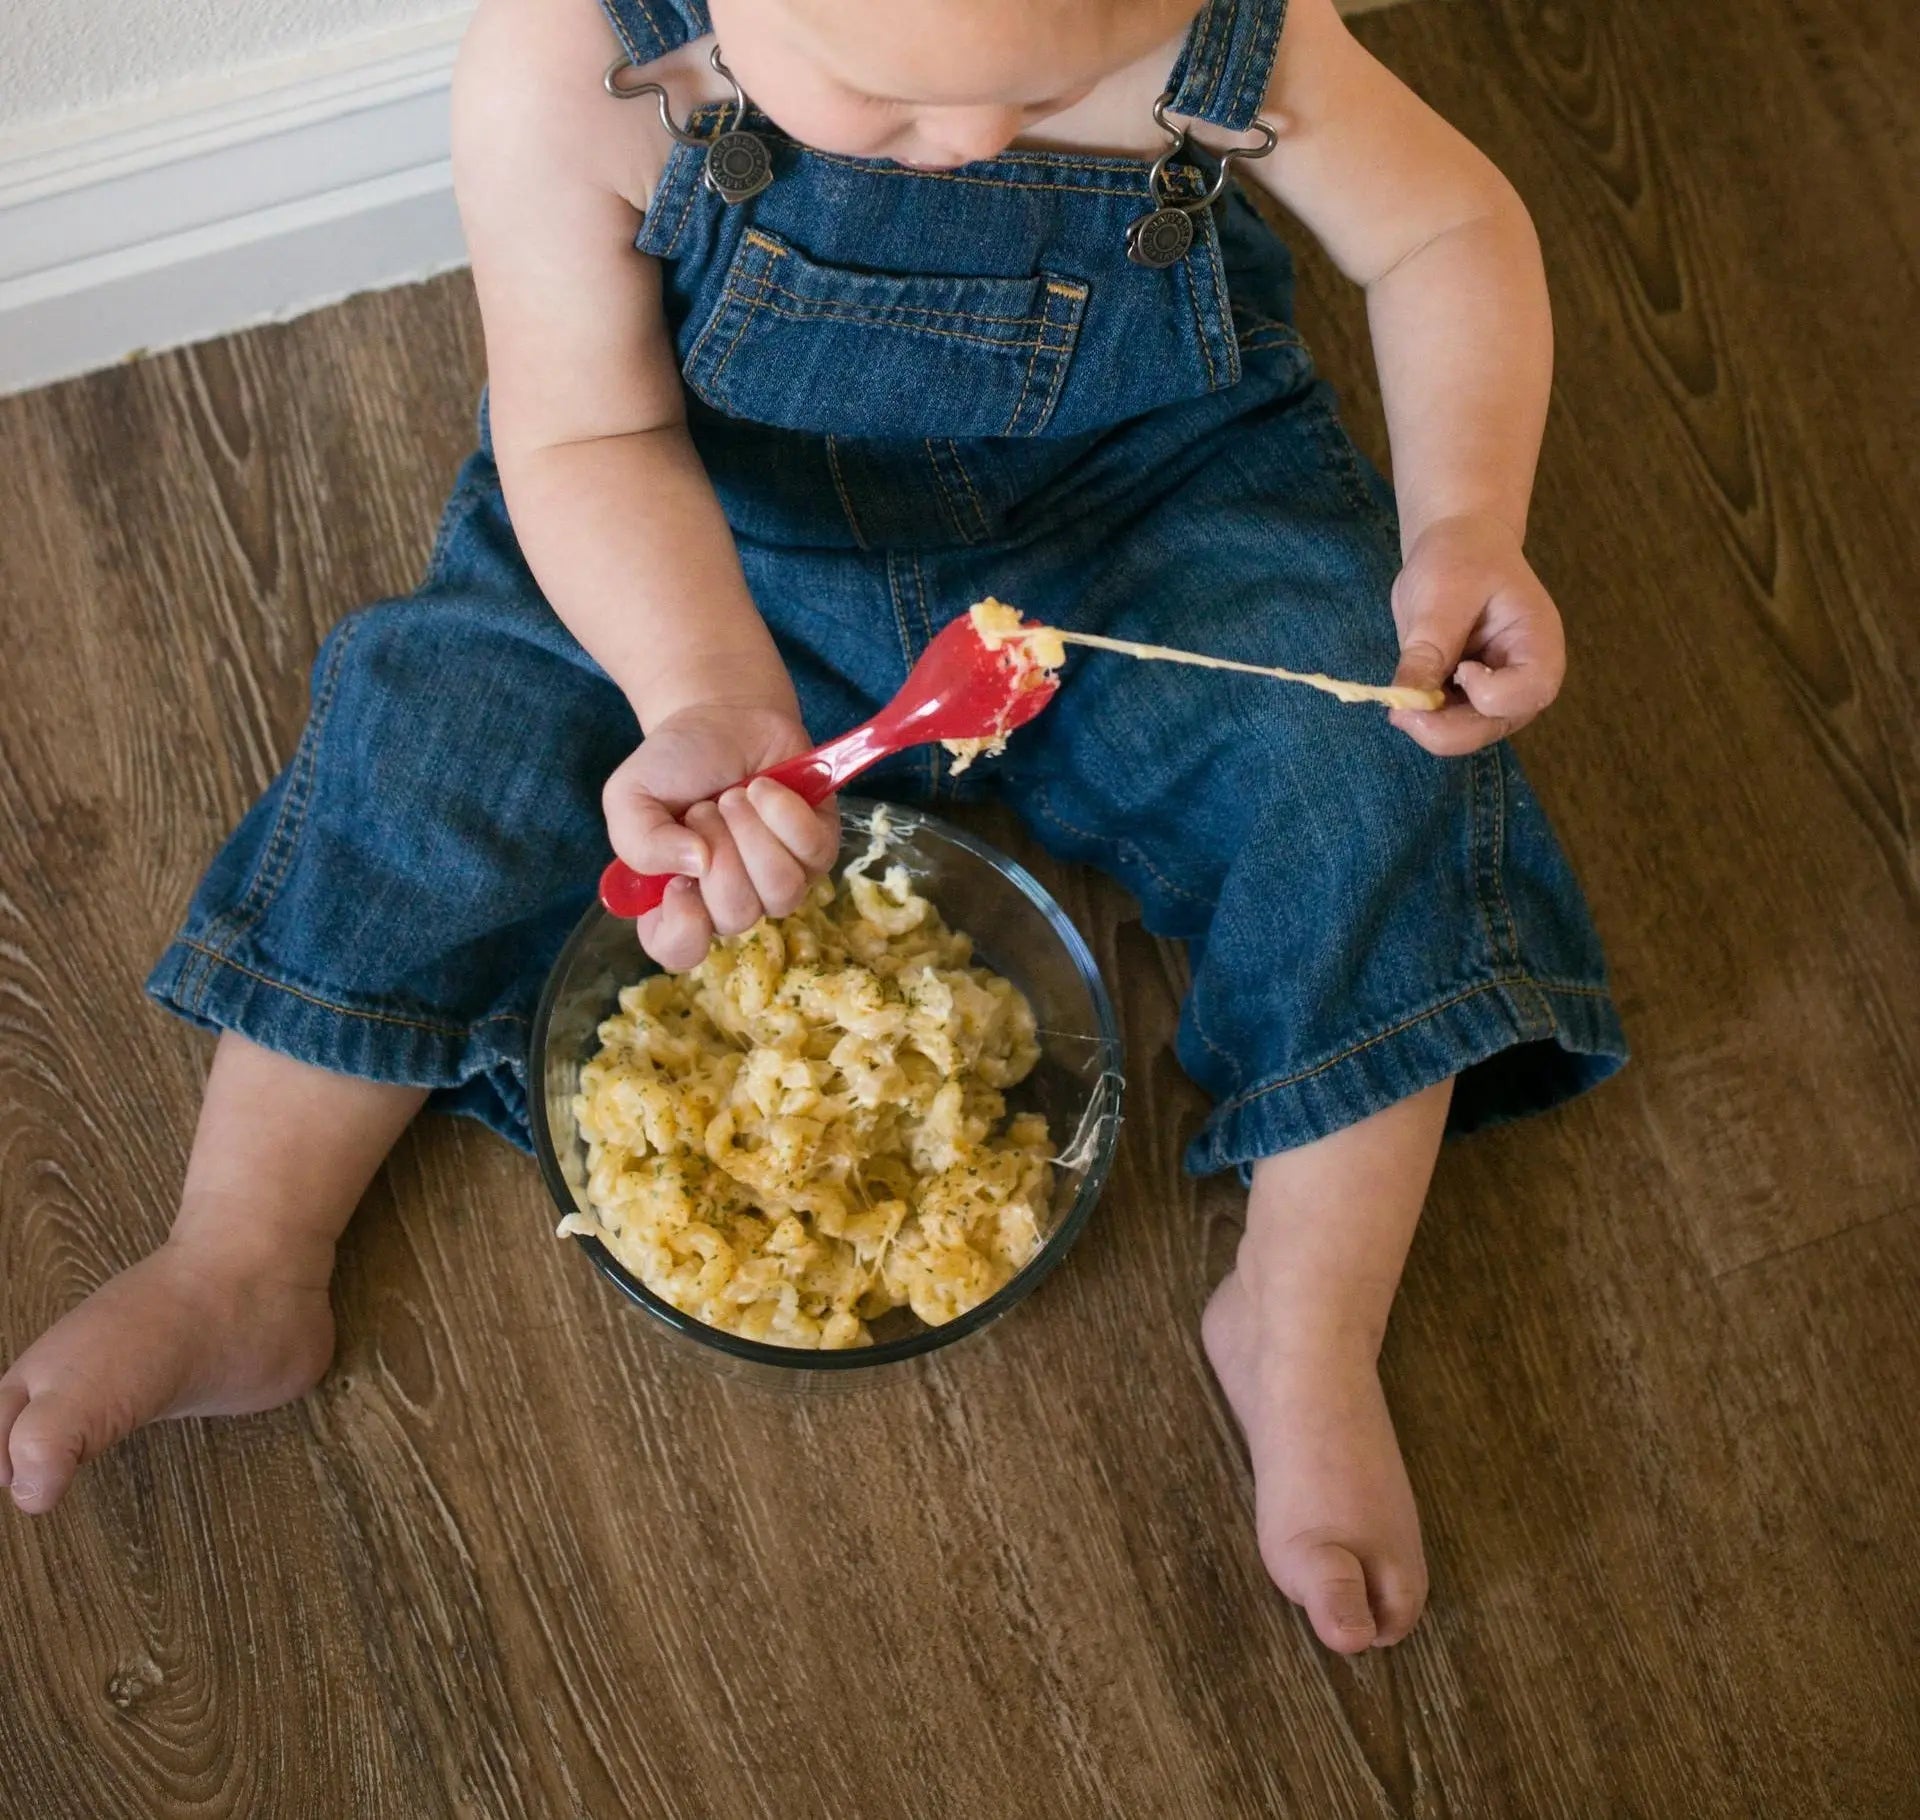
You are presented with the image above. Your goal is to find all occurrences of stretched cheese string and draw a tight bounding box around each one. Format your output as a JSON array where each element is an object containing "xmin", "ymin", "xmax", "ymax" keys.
[{"xmin": 1016, "ymin": 626, "xmax": 1446, "ymax": 713}]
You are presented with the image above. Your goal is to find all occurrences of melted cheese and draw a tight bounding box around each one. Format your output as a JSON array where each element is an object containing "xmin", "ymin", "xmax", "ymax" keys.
[
  {"xmin": 969, "ymin": 599, "xmax": 1068, "ymax": 672},
  {"xmin": 1034, "ymin": 628, "xmax": 1443, "ymax": 711},
  {"xmin": 940, "ymin": 600, "xmax": 1069, "ymax": 773},
  {"xmin": 939, "ymin": 598, "xmax": 1442, "ymax": 779}
]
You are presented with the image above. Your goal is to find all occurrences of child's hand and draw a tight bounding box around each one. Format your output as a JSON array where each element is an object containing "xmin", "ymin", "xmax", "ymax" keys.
[
  {"xmin": 1385, "ymin": 514, "xmax": 1567, "ymax": 757},
  {"xmin": 602, "ymin": 702, "xmax": 839, "ymax": 972}
]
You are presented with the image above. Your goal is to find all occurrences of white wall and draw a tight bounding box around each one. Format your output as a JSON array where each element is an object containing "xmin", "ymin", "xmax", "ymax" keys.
[
  {"xmin": 0, "ymin": 0, "xmax": 1413, "ymax": 395},
  {"xmin": 0, "ymin": 2, "xmax": 475, "ymax": 394},
  {"xmin": 1, "ymin": 0, "xmax": 1411, "ymax": 143},
  {"xmin": 0, "ymin": 0, "xmax": 462, "ymax": 137}
]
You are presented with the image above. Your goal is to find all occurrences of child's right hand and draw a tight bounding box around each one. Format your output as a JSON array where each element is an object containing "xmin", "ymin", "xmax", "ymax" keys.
[{"xmin": 602, "ymin": 701, "xmax": 840, "ymax": 972}]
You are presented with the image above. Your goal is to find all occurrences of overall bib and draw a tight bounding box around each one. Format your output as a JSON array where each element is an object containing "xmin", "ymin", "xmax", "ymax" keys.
[{"xmin": 148, "ymin": 0, "xmax": 1627, "ymax": 1172}]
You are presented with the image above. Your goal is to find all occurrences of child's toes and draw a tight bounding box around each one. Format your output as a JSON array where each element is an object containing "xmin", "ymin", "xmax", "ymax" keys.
[
  {"xmin": 1282, "ymin": 1538, "xmax": 1379, "ymax": 1653},
  {"xmin": 0, "ymin": 1382, "xmax": 28, "ymax": 1489},
  {"xmin": 5, "ymin": 1392, "xmax": 95, "ymax": 1514},
  {"xmin": 1367, "ymin": 1558, "xmax": 1429, "ymax": 1647}
]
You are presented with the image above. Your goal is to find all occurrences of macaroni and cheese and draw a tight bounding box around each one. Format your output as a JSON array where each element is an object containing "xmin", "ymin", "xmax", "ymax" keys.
[
  {"xmin": 560, "ymin": 825, "xmax": 1053, "ymax": 1349},
  {"xmin": 940, "ymin": 599, "xmax": 1066, "ymax": 775}
]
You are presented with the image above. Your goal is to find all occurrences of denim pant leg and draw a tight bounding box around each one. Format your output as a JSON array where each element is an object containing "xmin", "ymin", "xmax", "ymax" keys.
[
  {"xmin": 148, "ymin": 452, "xmax": 640, "ymax": 1148},
  {"xmin": 147, "ymin": 451, "xmax": 934, "ymax": 1149},
  {"xmin": 955, "ymin": 380, "xmax": 1628, "ymax": 1175}
]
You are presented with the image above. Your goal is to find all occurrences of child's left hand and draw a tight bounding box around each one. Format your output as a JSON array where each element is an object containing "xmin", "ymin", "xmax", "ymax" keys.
[{"xmin": 1385, "ymin": 514, "xmax": 1567, "ymax": 756}]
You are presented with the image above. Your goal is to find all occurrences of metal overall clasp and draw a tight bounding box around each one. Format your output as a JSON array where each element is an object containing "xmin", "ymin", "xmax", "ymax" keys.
[
  {"xmin": 1126, "ymin": 93, "xmax": 1278, "ymax": 268},
  {"xmin": 603, "ymin": 44, "xmax": 774, "ymax": 204}
]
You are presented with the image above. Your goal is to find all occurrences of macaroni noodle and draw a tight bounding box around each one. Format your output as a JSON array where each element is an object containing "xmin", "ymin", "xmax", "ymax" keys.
[
  {"xmin": 560, "ymin": 827, "xmax": 1053, "ymax": 1349},
  {"xmin": 940, "ymin": 599, "xmax": 1067, "ymax": 774}
]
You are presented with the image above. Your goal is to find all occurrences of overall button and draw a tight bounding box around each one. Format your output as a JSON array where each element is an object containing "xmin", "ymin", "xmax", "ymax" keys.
[
  {"xmin": 706, "ymin": 132, "xmax": 773, "ymax": 203},
  {"xmin": 1127, "ymin": 207, "xmax": 1195, "ymax": 268}
]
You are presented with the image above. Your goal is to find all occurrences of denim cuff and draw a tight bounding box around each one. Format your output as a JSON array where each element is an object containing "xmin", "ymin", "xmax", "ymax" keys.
[
  {"xmin": 1186, "ymin": 974, "xmax": 1628, "ymax": 1181},
  {"xmin": 146, "ymin": 938, "xmax": 534, "ymax": 1153}
]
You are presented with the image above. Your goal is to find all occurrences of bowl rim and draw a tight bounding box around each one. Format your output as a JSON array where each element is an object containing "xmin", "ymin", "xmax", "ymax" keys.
[{"xmin": 529, "ymin": 796, "xmax": 1124, "ymax": 1371}]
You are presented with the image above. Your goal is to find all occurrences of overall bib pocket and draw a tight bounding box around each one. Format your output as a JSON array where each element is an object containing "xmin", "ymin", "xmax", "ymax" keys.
[{"xmin": 681, "ymin": 228, "xmax": 1090, "ymax": 439}]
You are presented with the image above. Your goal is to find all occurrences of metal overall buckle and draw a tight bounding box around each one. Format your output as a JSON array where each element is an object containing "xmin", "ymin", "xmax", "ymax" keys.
[
  {"xmin": 603, "ymin": 44, "xmax": 773, "ymax": 204},
  {"xmin": 1126, "ymin": 93, "xmax": 1277, "ymax": 268}
]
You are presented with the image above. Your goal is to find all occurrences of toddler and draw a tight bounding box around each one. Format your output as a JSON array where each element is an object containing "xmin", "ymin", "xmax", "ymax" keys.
[{"xmin": 0, "ymin": 0, "xmax": 1624, "ymax": 1652}]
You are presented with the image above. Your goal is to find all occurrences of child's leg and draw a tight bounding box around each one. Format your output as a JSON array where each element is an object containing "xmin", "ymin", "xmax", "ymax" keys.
[
  {"xmin": 1, "ymin": 1035, "xmax": 422, "ymax": 1514},
  {"xmin": 2, "ymin": 454, "xmax": 616, "ymax": 1511},
  {"xmin": 1203, "ymin": 1080, "xmax": 1450, "ymax": 1653},
  {"xmin": 923, "ymin": 349, "xmax": 1621, "ymax": 1643},
  {"xmin": 5, "ymin": 438, "xmax": 914, "ymax": 1513}
]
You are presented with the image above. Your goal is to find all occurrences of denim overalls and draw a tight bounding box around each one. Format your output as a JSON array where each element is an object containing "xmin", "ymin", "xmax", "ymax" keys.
[{"xmin": 148, "ymin": 0, "xmax": 1626, "ymax": 1172}]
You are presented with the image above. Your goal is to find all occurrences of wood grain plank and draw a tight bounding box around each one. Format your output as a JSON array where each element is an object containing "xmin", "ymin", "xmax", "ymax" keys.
[
  {"xmin": 4, "ymin": 0, "xmax": 1919, "ymax": 1811},
  {"xmin": 1284, "ymin": 0, "xmax": 1920, "ymax": 1278}
]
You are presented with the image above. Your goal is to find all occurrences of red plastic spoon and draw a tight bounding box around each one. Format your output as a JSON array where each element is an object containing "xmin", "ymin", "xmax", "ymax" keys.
[{"xmin": 599, "ymin": 613, "xmax": 1060, "ymax": 919}]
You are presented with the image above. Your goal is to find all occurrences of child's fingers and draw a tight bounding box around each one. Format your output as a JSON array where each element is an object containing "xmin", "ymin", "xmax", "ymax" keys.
[
  {"xmin": 683, "ymin": 800, "xmax": 763, "ymax": 937},
  {"xmin": 1388, "ymin": 699, "xmax": 1511, "ymax": 757},
  {"xmin": 717, "ymin": 789, "xmax": 810, "ymax": 918},
  {"xmin": 602, "ymin": 777, "xmax": 709, "ymax": 879},
  {"xmin": 637, "ymin": 876, "xmax": 712, "ymax": 972},
  {"xmin": 1391, "ymin": 602, "xmax": 1563, "ymax": 756},
  {"xmin": 1453, "ymin": 655, "xmax": 1558, "ymax": 727},
  {"xmin": 1390, "ymin": 635, "xmax": 1458, "ymax": 703},
  {"xmin": 745, "ymin": 777, "xmax": 839, "ymax": 872}
]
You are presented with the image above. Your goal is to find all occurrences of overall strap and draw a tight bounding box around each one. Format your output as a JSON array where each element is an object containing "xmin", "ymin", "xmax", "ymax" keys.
[
  {"xmin": 597, "ymin": 0, "xmax": 711, "ymax": 66},
  {"xmin": 1164, "ymin": 0, "xmax": 1290, "ymax": 131}
]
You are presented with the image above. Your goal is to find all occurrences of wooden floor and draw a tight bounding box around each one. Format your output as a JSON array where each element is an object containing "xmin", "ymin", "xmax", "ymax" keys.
[{"xmin": 3, "ymin": 0, "xmax": 1916, "ymax": 1813}]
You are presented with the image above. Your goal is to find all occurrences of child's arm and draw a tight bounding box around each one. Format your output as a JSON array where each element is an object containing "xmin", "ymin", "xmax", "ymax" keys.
[
  {"xmin": 453, "ymin": 0, "xmax": 835, "ymax": 968},
  {"xmin": 1245, "ymin": 0, "xmax": 1567, "ymax": 756}
]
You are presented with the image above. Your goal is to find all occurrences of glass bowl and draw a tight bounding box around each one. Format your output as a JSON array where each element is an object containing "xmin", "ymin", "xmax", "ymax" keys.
[{"xmin": 530, "ymin": 797, "xmax": 1123, "ymax": 1382}]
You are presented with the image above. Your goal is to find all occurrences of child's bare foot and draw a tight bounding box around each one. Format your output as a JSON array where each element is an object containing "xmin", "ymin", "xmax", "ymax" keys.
[
  {"xmin": 1203, "ymin": 1268, "xmax": 1428, "ymax": 1652},
  {"xmin": 0, "ymin": 1232, "xmax": 335, "ymax": 1515}
]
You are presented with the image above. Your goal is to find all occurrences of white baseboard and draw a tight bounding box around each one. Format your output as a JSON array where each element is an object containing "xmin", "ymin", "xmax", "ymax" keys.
[
  {"xmin": 0, "ymin": 0, "xmax": 1411, "ymax": 399},
  {"xmin": 0, "ymin": 11, "xmax": 475, "ymax": 397}
]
